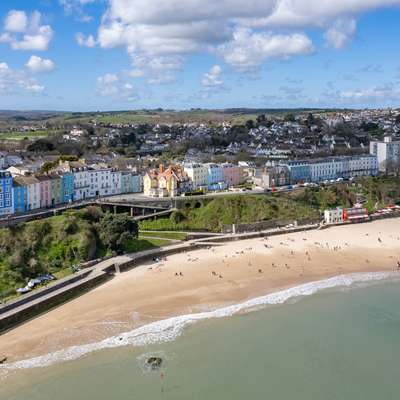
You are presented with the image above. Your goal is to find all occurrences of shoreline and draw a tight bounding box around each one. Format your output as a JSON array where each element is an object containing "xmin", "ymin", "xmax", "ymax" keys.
[
  {"xmin": 2, "ymin": 270, "xmax": 399, "ymax": 371},
  {"xmin": 0, "ymin": 218, "xmax": 399, "ymax": 367}
]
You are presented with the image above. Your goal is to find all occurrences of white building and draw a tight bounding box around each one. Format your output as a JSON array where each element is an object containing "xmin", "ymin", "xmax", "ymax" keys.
[
  {"xmin": 88, "ymin": 167, "xmax": 111, "ymax": 197},
  {"xmin": 287, "ymin": 155, "xmax": 378, "ymax": 184},
  {"xmin": 72, "ymin": 167, "xmax": 91, "ymax": 200},
  {"xmin": 370, "ymin": 135, "xmax": 400, "ymax": 173},
  {"xmin": 324, "ymin": 208, "xmax": 344, "ymax": 224},
  {"xmin": 183, "ymin": 163, "xmax": 208, "ymax": 189}
]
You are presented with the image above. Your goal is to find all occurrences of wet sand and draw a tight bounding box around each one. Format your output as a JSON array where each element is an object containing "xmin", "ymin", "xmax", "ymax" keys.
[{"xmin": 1, "ymin": 218, "xmax": 400, "ymax": 363}]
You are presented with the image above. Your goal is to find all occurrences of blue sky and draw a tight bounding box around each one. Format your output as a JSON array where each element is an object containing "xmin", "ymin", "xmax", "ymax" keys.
[{"xmin": 0, "ymin": 0, "xmax": 400, "ymax": 111}]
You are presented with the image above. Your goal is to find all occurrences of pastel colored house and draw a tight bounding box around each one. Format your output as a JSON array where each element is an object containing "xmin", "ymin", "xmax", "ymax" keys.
[
  {"xmin": 221, "ymin": 163, "xmax": 242, "ymax": 187},
  {"xmin": 131, "ymin": 174, "xmax": 142, "ymax": 193},
  {"xmin": 206, "ymin": 163, "xmax": 226, "ymax": 191},
  {"xmin": 144, "ymin": 165, "xmax": 191, "ymax": 197},
  {"xmin": 12, "ymin": 179, "xmax": 27, "ymax": 214},
  {"xmin": 50, "ymin": 174, "xmax": 62, "ymax": 206},
  {"xmin": 0, "ymin": 171, "xmax": 13, "ymax": 216},
  {"xmin": 61, "ymin": 172, "xmax": 74, "ymax": 203},
  {"xmin": 20, "ymin": 176, "xmax": 41, "ymax": 211},
  {"xmin": 36, "ymin": 175, "xmax": 52, "ymax": 208},
  {"xmin": 120, "ymin": 172, "xmax": 132, "ymax": 194},
  {"xmin": 183, "ymin": 163, "xmax": 208, "ymax": 189}
]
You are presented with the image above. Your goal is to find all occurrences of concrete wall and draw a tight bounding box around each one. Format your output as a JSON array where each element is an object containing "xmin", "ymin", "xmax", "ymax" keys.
[
  {"xmin": 0, "ymin": 272, "xmax": 110, "ymax": 334},
  {"xmin": 223, "ymin": 217, "xmax": 321, "ymax": 234}
]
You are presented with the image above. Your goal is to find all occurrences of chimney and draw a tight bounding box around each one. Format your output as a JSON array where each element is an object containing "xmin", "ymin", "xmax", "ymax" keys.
[{"xmin": 159, "ymin": 164, "xmax": 165, "ymax": 173}]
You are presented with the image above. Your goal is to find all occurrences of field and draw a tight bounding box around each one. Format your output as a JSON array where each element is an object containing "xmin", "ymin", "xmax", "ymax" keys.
[{"xmin": 0, "ymin": 130, "xmax": 55, "ymax": 141}]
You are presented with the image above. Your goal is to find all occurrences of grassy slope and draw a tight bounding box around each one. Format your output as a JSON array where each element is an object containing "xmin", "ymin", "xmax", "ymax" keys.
[
  {"xmin": 140, "ymin": 195, "xmax": 320, "ymax": 232},
  {"xmin": 0, "ymin": 212, "xmax": 174, "ymax": 298}
]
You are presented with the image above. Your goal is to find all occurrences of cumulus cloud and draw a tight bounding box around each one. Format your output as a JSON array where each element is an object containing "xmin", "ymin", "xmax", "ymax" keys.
[
  {"xmin": 0, "ymin": 61, "xmax": 45, "ymax": 94},
  {"xmin": 218, "ymin": 29, "xmax": 314, "ymax": 71},
  {"xmin": 96, "ymin": 73, "xmax": 137, "ymax": 100},
  {"xmin": 4, "ymin": 10, "xmax": 28, "ymax": 33},
  {"xmin": 25, "ymin": 55, "xmax": 55, "ymax": 73},
  {"xmin": 201, "ymin": 65, "xmax": 224, "ymax": 87},
  {"xmin": 1, "ymin": 10, "xmax": 53, "ymax": 51},
  {"xmin": 324, "ymin": 17, "xmax": 357, "ymax": 49},
  {"xmin": 339, "ymin": 83, "xmax": 400, "ymax": 102},
  {"xmin": 75, "ymin": 32, "xmax": 96, "ymax": 47},
  {"xmin": 83, "ymin": 0, "xmax": 400, "ymax": 83}
]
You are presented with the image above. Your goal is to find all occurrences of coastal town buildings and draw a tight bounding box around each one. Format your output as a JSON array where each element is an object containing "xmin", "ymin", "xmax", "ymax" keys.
[
  {"xmin": 369, "ymin": 135, "xmax": 400, "ymax": 173},
  {"xmin": 144, "ymin": 165, "xmax": 191, "ymax": 197},
  {"xmin": 221, "ymin": 163, "xmax": 243, "ymax": 187},
  {"xmin": 183, "ymin": 163, "xmax": 208, "ymax": 190},
  {"xmin": 0, "ymin": 171, "xmax": 13, "ymax": 216},
  {"xmin": 253, "ymin": 166, "xmax": 290, "ymax": 189},
  {"xmin": 12, "ymin": 179, "xmax": 27, "ymax": 214},
  {"xmin": 206, "ymin": 163, "xmax": 226, "ymax": 191},
  {"xmin": 37, "ymin": 175, "xmax": 52, "ymax": 208},
  {"xmin": 284, "ymin": 155, "xmax": 378, "ymax": 184}
]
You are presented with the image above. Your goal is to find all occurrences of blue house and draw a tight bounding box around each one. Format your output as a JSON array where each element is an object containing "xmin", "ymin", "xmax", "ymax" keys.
[
  {"xmin": 0, "ymin": 171, "xmax": 13, "ymax": 216},
  {"xmin": 206, "ymin": 163, "xmax": 225, "ymax": 190},
  {"xmin": 61, "ymin": 173, "xmax": 74, "ymax": 203},
  {"xmin": 12, "ymin": 179, "xmax": 27, "ymax": 214},
  {"xmin": 131, "ymin": 174, "xmax": 142, "ymax": 193}
]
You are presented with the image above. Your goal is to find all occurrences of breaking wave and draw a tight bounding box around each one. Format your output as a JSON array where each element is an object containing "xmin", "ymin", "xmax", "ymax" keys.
[{"xmin": 1, "ymin": 271, "xmax": 398, "ymax": 371}]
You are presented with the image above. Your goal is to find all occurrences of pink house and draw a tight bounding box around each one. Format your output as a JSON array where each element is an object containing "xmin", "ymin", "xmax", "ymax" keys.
[
  {"xmin": 222, "ymin": 163, "xmax": 242, "ymax": 187},
  {"xmin": 37, "ymin": 175, "xmax": 52, "ymax": 208}
]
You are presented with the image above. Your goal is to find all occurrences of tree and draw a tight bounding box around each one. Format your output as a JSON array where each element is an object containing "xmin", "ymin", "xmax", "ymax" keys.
[
  {"xmin": 27, "ymin": 139, "xmax": 55, "ymax": 153},
  {"xmin": 98, "ymin": 213, "xmax": 138, "ymax": 252},
  {"xmin": 256, "ymin": 114, "xmax": 266, "ymax": 124},
  {"xmin": 284, "ymin": 113, "xmax": 296, "ymax": 122},
  {"xmin": 245, "ymin": 119, "xmax": 255, "ymax": 130}
]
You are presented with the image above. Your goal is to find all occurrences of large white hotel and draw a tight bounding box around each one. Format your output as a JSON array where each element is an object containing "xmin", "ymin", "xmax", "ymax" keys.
[{"xmin": 284, "ymin": 154, "xmax": 378, "ymax": 184}]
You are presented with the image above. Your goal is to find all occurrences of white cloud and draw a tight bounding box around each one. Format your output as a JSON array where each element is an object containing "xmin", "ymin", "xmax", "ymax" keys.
[
  {"xmin": 0, "ymin": 61, "xmax": 45, "ymax": 94},
  {"xmin": 4, "ymin": 10, "xmax": 28, "ymax": 33},
  {"xmin": 218, "ymin": 29, "xmax": 314, "ymax": 71},
  {"xmin": 129, "ymin": 54, "xmax": 183, "ymax": 84},
  {"xmin": 25, "ymin": 55, "xmax": 55, "ymax": 73},
  {"xmin": 339, "ymin": 84, "xmax": 400, "ymax": 102},
  {"xmin": 75, "ymin": 32, "xmax": 96, "ymax": 47},
  {"xmin": 88, "ymin": 0, "xmax": 400, "ymax": 83},
  {"xmin": 1, "ymin": 11, "xmax": 53, "ymax": 51},
  {"xmin": 96, "ymin": 73, "xmax": 137, "ymax": 100},
  {"xmin": 59, "ymin": 0, "xmax": 96, "ymax": 21},
  {"xmin": 201, "ymin": 65, "xmax": 224, "ymax": 87},
  {"xmin": 324, "ymin": 17, "xmax": 357, "ymax": 49}
]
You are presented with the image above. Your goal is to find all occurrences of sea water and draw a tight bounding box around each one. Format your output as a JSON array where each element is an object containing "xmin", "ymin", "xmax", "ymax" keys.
[{"xmin": 1, "ymin": 273, "xmax": 400, "ymax": 400}]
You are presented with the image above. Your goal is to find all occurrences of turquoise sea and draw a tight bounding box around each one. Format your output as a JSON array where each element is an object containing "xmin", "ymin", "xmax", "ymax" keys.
[{"xmin": 1, "ymin": 275, "xmax": 400, "ymax": 400}]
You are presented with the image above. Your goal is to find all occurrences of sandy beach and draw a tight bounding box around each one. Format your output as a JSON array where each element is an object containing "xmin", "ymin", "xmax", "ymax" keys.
[{"xmin": 1, "ymin": 218, "xmax": 400, "ymax": 363}]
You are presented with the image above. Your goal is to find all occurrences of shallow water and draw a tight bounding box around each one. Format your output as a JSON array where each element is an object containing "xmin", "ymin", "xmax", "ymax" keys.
[{"xmin": 2, "ymin": 277, "xmax": 400, "ymax": 399}]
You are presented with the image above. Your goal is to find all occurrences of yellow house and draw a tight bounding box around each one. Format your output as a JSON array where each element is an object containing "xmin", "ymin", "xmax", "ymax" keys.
[{"xmin": 143, "ymin": 165, "xmax": 191, "ymax": 197}]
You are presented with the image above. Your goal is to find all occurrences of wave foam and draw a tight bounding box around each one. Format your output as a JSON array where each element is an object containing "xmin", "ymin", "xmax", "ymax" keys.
[{"xmin": 2, "ymin": 271, "xmax": 398, "ymax": 371}]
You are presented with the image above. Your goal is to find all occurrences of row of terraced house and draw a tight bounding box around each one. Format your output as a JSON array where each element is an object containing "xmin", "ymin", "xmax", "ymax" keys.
[{"xmin": 0, "ymin": 160, "xmax": 142, "ymax": 217}]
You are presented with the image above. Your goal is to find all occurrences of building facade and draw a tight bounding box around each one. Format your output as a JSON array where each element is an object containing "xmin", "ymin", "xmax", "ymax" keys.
[
  {"xmin": 285, "ymin": 155, "xmax": 378, "ymax": 184},
  {"xmin": 12, "ymin": 180, "xmax": 27, "ymax": 214},
  {"xmin": 37, "ymin": 175, "xmax": 52, "ymax": 208},
  {"xmin": 61, "ymin": 173, "xmax": 74, "ymax": 203},
  {"xmin": 0, "ymin": 171, "xmax": 13, "ymax": 216},
  {"xmin": 183, "ymin": 163, "xmax": 208, "ymax": 190},
  {"xmin": 144, "ymin": 165, "xmax": 191, "ymax": 197},
  {"xmin": 221, "ymin": 163, "xmax": 242, "ymax": 187},
  {"xmin": 370, "ymin": 135, "xmax": 400, "ymax": 173},
  {"xmin": 206, "ymin": 163, "xmax": 225, "ymax": 190}
]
